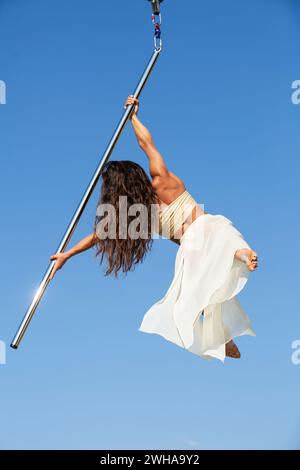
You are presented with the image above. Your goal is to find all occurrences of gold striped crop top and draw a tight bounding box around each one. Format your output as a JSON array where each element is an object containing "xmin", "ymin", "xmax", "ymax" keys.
[{"xmin": 157, "ymin": 190, "xmax": 199, "ymax": 240}]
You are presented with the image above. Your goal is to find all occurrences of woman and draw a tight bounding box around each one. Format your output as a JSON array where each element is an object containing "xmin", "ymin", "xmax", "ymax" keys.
[{"xmin": 50, "ymin": 95, "xmax": 258, "ymax": 361}]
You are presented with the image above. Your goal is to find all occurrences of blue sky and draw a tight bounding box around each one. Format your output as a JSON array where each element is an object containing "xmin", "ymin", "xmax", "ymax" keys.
[{"xmin": 0, "ymin": 0, "xmax": 300, "ymax": 450}]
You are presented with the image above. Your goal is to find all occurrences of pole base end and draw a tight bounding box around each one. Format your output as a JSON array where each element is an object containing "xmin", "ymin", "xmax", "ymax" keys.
[{"xmin": 10, "ymin": 343, "xmax": 18, "ymax": 350}]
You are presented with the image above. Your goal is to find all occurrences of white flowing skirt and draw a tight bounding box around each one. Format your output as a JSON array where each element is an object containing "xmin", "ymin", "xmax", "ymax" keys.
[{"xmin": 139, "ymin": 214, "xmax": 256, "ymax": 362}]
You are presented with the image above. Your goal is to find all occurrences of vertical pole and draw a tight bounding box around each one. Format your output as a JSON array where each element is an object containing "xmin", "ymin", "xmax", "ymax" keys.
[{"xmin": 11, "ymin": 47, "xmax": 162, "ymax": 349}]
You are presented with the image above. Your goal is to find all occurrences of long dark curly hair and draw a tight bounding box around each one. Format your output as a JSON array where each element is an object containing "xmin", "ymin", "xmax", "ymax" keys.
[{"xmin": 94, "ymin": 160, "xmax": 158, "ymax": 276}]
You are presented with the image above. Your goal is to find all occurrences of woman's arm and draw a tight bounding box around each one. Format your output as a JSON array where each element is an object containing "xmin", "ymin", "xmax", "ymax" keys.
[
  {"xmin": 125, "ymin": 96, "xmax": 169, "ymax": 181},
  {"xmin": 50, "ymin": 232, "xmax": 97, "ymax": 279}
]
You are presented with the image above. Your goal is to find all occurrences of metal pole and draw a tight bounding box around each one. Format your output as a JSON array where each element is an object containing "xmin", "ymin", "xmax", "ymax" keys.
[{"xmin": 11, "ymin": 47, "xmax": 162, "ymax": 349}]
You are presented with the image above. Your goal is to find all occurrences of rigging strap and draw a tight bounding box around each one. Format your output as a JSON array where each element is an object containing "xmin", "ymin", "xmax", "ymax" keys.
[{"xmin": 150, "ymin": 1, "xmax": 163, "ymax": 50}]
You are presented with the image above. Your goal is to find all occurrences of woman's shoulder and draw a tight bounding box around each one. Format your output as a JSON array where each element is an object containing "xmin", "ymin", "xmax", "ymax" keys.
[{"xmin": 152, "ymin": 175, "xmax": 186, "ymax": 206}]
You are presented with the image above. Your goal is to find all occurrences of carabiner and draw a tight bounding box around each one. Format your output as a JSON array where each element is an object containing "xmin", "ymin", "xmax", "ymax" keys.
[{"xmin": 152, "ymin": 12, "xmax": 162, "ymax": 25}]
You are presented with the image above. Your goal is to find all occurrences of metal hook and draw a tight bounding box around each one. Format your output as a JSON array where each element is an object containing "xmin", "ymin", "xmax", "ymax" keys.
[
  {"xmin": 152, "ymin": 12, "xmax": 162, "ymax": 25},
  {"xmin": 154, "ymin": 36, "xmax": 163, "ymax": 50}
]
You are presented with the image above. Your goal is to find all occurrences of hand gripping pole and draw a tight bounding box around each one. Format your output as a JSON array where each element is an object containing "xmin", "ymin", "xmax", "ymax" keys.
[{"xmin": 11, "ymin": 46, "xmax": 162, "ymax": 349}]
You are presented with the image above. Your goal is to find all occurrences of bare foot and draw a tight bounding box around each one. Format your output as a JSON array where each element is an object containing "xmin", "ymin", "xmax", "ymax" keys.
[
  {"xmin": 235, "ymin": 248, "xmax": 258, "ymax": 272},
  {"xmin": 226, "ymin": 340, "xmax": 241, "ymax": 359}
]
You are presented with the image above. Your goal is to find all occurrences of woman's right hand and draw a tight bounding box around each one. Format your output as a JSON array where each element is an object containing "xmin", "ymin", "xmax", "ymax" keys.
[
  {"xmin": 124, "ymin": 95, "xmax": 139, "ymax": 116},
  {"xmin": 49, "ymin": 252, "xmax": 70, "ymax": 280}
]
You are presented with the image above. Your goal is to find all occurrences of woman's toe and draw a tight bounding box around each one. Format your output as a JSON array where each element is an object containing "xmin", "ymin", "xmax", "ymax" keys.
[{"xmin": 248, "ymin": 251, "xmax": 258, "ymax": 271}]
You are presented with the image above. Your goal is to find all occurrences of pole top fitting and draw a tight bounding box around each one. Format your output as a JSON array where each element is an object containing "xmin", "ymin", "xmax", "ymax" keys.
[{"xmin": 148, "ymin": 0, "xmax": 164, "ymax": 16}]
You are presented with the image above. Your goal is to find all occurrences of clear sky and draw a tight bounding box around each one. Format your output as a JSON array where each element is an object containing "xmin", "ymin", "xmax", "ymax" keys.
[{"xmin": 0, "ymin": 0, "xmax": 300, "ymax": 450}]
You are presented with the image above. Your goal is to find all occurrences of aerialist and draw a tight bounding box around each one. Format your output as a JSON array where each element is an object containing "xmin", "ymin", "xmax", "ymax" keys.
[{"xmin": 50, "ymin": 95, "xmax": 258, "ymax": 362}]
